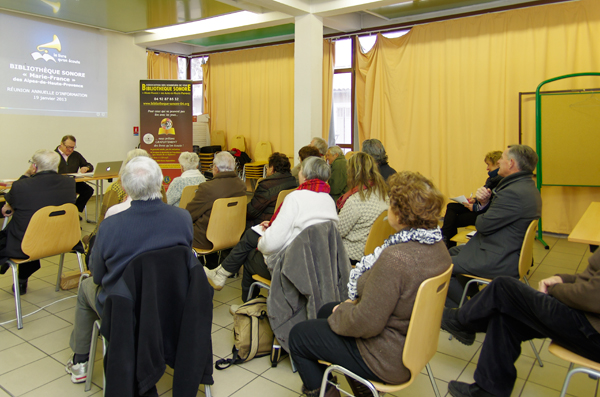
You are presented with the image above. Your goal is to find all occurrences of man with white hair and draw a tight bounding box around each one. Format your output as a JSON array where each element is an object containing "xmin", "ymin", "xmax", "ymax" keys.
[
  {"xmin": 0, "ymin": 149, "xmax": 75, "ymax": 294},
  {"xmin": 325, "ymin": 145, "xmax": 348, "ymax": 202},
  {"xmin": 166, "ymin": 151, "xmax": 206, "ymax": 207},
  {"xmin": 186, "ymin": 151, "xmax": 246, "ymax": 251},
  {"xmin": 65, "ymin": 156, "xmax": 194, "ymax": 383}
]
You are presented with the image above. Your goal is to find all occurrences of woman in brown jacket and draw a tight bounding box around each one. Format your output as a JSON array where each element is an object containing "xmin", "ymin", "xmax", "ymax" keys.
[{"xmin": 289, "ymin": 171, "xmax": 452, "ymax": 397}]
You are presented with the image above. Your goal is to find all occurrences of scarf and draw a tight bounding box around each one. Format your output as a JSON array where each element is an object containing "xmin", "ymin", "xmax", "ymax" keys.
[
  {"xmin": 347, "ymin": 227, "xmax": 443, "ymax": 300},
  {"xmin": 336, "ymin": 182, "xmax": 372, "ymax": 210},
  {"xmin": 269, "ymin": 179, "xmax": 331, "ymax": 224}
]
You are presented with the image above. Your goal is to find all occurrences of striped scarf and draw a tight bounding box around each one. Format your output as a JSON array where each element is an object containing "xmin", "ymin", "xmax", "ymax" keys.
[{"xmin": 347, "ymin": 227, "xmax": 443, "ymax": 300}]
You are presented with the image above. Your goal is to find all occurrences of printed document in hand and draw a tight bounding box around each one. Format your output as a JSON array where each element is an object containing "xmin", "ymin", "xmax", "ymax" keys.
[
  {"xmin": 450, "ymin": 195, "xmax": 469, "ymax": 205},
  {"xmin": 251, "ymin": 225, "xmax": 265, "ymax": 237}
]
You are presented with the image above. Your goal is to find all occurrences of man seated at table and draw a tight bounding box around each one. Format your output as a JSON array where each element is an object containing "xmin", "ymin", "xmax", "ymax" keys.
[
  {"xmin": 65, "ymin": 156, "xmax": 194, "ymax": 383},
  {"xmin": 446, "ymin": 145, "xmax": 542, "ymax": 307},
  {"xmin": 325, "ymin": 145, "xmax": 348, "ymax": 202},
  {"xmin": 443, "ymin": 248, "xmax": 600, "ymax": 397},
  {"xmin": 0, "ymin": 150, "xmax": 76, "ymax": 294},
  {"xmin": 186, "ymin": 151, "xmax": 246, "ymax": 265},
  {"xmin": 55, "ymin": 135, "xmax": 94, "ymax": 214}
]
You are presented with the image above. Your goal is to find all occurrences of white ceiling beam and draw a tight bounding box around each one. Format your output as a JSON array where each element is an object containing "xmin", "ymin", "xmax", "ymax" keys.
[
  {"xmin": 242, "ymin": 0, "xmax": 311, "ymax": 16},
  {"xmin": 312, "ymin": 0, "xmax": 411, "ymax": 18},
  {"xmin": 135, "ymin": 11, "xmax": 294, "ymax": 46},
  {"xmin": 322, "ymin": 14, "xmax": 362, "ymax": 32}
]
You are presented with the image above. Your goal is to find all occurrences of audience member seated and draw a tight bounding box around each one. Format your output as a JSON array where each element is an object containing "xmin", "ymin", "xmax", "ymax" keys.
[
  {"xmin": 288, "ymin": 171, "xmax": 451, "ymax": 397},
  {"xmin": 337, "ymin": 152, "xmax": 389, "ymax": 265},
  {"xmin": 204, "ymin": 157, "xmax": 337, "ymax": 300},
  {"xmin": 446, "ymin": 145, "xmax": 542, "ymax": 308},
  {"xmin": 99, "ymin": 149, "xmax": 152, "ymax": 220},
  {"xmin": 166, "ymin": 151, "xmax": 206, "ymax": 207},
  {"xmin": 326, "ymin": 145, "xmax": 348, "ymax": 202},
  {"xmin": 442, "ymin": 249, "xmax": 600, "ymax": 397},
  {"xmin": 186, "ymin": 151, "xmax": 246, "ymax": 259},
  {"xmin": 291, "ymin": 137, "xmax": 328, "ymax": 181},
  {"xmin": 292, "ymin": 145, "xmax": 321, "ymax": 183},
  {"xmin": 65, "ymin": 156, "xmax": 194, "ymax": 384},
  {"xmin": 361, "ymin": 138, "xmax": 397, "ymax": 182},
  {"xmin": 0, "ymin": 150, "xmax": 76, "ymax": 294},
  {"xmin": 55, "ymin": 135, "xmax": 94, "ymax": 214},
  {"xmin": 246, "ymin": 152, "xmax": 298, "ymax": 228},
  {"xmin": 441, "ymin": 150, "xmax": 503, "ymax": 248}
]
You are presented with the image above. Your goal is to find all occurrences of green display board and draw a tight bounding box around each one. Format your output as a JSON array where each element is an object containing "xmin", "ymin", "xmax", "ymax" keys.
[{"xmin": 540, "ymin": 91, "xmax": 600, "ymax": 187}]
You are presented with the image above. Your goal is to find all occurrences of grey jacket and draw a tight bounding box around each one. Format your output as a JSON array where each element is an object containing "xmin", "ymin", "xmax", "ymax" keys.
[
  {"xmin": 265, "ymin": 221, "xmax": 351, "ymax": 351},
  {"xmin": 452, "ymin": 171, "xmax": 541, "ymax": 278}
]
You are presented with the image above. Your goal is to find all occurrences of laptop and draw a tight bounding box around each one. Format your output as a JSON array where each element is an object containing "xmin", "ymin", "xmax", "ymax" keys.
[{"xmin": 93, "ymin": 161, "xmax": 123, "ymax": 177}]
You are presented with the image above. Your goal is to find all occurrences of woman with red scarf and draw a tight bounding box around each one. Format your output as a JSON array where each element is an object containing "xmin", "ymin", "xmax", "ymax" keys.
[
  {"xmin": 337, "ymin": 152, "xmax": 389, "ymax": 265},
  {"xmin": 204, "ymin": 157, "xmax": 338, "ymax": 303}
]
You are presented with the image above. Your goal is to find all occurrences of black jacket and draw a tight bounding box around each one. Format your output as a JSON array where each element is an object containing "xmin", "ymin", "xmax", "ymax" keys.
[
  {"xmin": 55, "ymin": 147, "xmax": 94, "ymax": 174},
  {"xmin": 100, "ymin": 246, "xmax": 214, "ymax": 396},
  {"xmin": 0, "ymin": 171, "xmax": 75, "ymax": 260},
  {"xmin": 247, "ymin": 172, "xmax": 298, "ymax": 227}
]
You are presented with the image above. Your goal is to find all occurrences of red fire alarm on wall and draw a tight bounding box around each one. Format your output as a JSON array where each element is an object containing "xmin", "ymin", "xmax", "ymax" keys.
[{"xmin": 133, "ymin": 126, "xmax": 139, "ymax": 136}]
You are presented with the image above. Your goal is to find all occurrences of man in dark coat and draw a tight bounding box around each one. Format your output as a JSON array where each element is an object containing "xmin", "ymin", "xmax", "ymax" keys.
[
  {"xmin": 446, "ymin": 145, "xmax": 542, "ymax": 307},
  {"xmin": 0, "ymin": 149, "xmax": 76, "ymax": 293},
  {"xmin": 186, "ymin": 151, "xmax": 246, "ymax": 249},
  {"xmin": 55, "ymin": 135, "xmax": 94, "ymax": 213}
]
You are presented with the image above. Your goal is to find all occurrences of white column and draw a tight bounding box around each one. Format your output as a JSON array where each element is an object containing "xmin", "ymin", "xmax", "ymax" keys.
[{"xmin": 294, "ymin": 14, "xmax": 323, "ymax": 163}]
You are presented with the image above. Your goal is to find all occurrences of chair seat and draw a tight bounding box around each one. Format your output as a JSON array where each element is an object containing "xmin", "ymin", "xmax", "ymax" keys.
[
  {"xmin": 451, "ymin": 230, "xmax": 473, "ymax": 244},
  {"xmin": 251, "ymin": 274, "xmax": 271, "ymax": 286},
  {"xmin": 193, "ymin": 246, "xmax": 216, "ymax": 255},
  {"xmin": 548, "ymin": 342, "xmax": 600, "ymax": 372},
  {"xmin": 245, "ymin": 162, "xmax": 268, "ymax": 168},
  {"xmin": 317, "ymin": 360, "xmax": 408, "ymax": 393}
]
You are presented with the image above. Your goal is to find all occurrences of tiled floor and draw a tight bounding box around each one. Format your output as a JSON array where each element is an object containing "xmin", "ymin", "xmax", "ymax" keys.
[{"xmin": 0, "ymin": 202, "xmax": 599, "ymax": 396}]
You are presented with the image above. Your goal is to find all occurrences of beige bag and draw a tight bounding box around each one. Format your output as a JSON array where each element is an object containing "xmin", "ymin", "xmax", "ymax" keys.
[
  {"xmin": 60, "ymin": 270, "xmax": 91, "ymax": 290},
  {"xmin": 215, "ymin": 297, "xmax": 274, "ymax": 369}
]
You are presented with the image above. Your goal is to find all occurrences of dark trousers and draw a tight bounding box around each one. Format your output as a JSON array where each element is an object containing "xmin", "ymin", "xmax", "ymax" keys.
[
  {"xmin": 0, "ymin": 230, "xmax": 40, "ymax": 280},
  {"xmin": 441, "ymin": 203, "xmax": 478, "ymax": 248},
  {"xmin": 75, "ymin": 182, "xmax": 94, "ymax": 213},
  {"xmin": 221, "ymin": 229, "xmax": 270, "ymax": 301},
  {"xmin": 458, "ymin": 277, "xmax": 600, "ymax": 397},
  {"xmin": 289, "ymin": 302, "xmax": 382, "ymax": 391}
]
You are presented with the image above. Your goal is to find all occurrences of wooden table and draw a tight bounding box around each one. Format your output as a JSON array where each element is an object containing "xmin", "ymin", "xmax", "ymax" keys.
[{"xmin": 568, "ymin": 202, "xmax": 600, "ymax": 252}]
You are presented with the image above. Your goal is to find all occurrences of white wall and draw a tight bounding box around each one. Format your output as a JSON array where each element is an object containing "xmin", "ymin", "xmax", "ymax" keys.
[{"xmin": 0, "ymin": 12, "xmax": 146, "ymax": 179}]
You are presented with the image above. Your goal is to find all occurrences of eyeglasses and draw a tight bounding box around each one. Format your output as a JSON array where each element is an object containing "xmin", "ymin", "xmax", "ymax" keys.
[
  {"xmin": 63, "ymin": 145, "xmax": 76, "ymax": 150},
  {"xmin": 28, "ymin": 159, "xmax": 37, "ymax": 167}
]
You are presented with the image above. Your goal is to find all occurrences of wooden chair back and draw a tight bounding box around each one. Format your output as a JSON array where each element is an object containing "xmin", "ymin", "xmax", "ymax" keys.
[
  {"xmin": 253, "ymin": 141, "xmax": 272, "ymax": 163},
  {"xmin": 98, "ymin": 189, "xmax": 120, "ymax": 225},
  {"xmin": 401, "ymin": 265, "xmax": 453, "ymax": 384},
  {"xmin": 205, "ymin": 196, "xmax": 247, "ymax": 252},
  {"xmin": 364, "ymin": 210, "xmax": 396, "ymax": 256},
  {"xmin": 275, "ymin": 188, "xmax": 296, "ymax": 211},
  {"xmin": 211, "ymin": 130, "xmax": 227, "ymax": 150},
  {"xmin": 179, "ymin": 185, "xmax": 198, "ymax": 209},
  {"xmin": 231, "ymin": 135, "xmax": 246, "ymax": 152},
  {"xmin": 345, "ymin": 151, "xmax": 356, "ymax": 160},
  {"xmin": 518, "ymin": 220, "xmax": 538, "ymax": 279},
  {"xmin": 20, "ymin": 204, "xmax": 81, "ymax": 261}
]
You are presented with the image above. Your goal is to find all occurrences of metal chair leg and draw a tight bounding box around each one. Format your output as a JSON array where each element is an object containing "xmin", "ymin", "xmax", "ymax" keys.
[
  {"xmin": 205, "ymin": 385, "xmax": 212, "ymax": 397},
  {"xmin": 10, "ymin": 261, "xmax": 23, "ymax": 330},
  {"xmin": 425, "ymin": 363, "xmax": 441, "ymax": 397},
  {"xmin": 85, "ymin": 320, "xmax": 102, "ymax": 392}
]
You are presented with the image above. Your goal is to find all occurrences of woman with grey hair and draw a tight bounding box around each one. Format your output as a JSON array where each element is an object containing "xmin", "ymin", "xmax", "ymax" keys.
[
  {"xmin": 166, "ymin": 152, "xmax": 206, "ymax": 206},
  {"xmin": 204, "ymin": 157, "xmax": 338, "ymax": 302},
  {"xmin": 361, "ymin": 139, "xmax": 397, "ymax": 181}
]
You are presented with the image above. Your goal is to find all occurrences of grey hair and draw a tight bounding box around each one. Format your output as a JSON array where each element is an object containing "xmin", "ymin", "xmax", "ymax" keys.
[
  {"xmin": 120, "ymin": 149, "xmax": 151, "ymax": 177},
  {"xmin": 301, "ymin": 156, "xmax": 331, "ymax": 182},
  {"xmin": 310, "ymin": 137, "xmax": 328, "ymax": 156},
  {"xmin": 213, "ymin": 151, "xmax": 236, "ymax": 172},
  {"xmin": 32, "ymin": 149, "xmax": 60, "ymax": 172},
  {"xmin": 120, "ymin": 156, "xmax": 163, "ymax": 201},
  {"xmin": 506, "ymin": 145, "xmax": 538, "ymax": 173},
  {"xmin": 178, "ymin": 151, "xmax": 199, "ymax": 171},
  {"xmin": 361, "ymin": 139, "xmax": 388, "ymax": 164},
  {"xmin": 327, "ymin": 145, "xmax": 344, "ymax": 158}
]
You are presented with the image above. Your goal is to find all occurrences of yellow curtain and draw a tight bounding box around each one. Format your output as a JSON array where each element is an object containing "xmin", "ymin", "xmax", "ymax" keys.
[
  {"xmin": 322, "ymin": 40, "xmax": 335, "ymax": 142},
  {"xmin": 147, "ymin": 51, "xmax": 179, "ymax": 79},
  {"xmin": 204, "ymin": 44, "xmax": 295, "ymax": 160},
  {"xmin": 355, "ymin": 0, "xmax": 600, "ymax": 234}
]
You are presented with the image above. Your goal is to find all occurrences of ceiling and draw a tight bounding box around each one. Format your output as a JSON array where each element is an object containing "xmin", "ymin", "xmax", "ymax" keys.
[{"xmin": 0, "ymin": 0, "xmax": 572, "ymax": 54}]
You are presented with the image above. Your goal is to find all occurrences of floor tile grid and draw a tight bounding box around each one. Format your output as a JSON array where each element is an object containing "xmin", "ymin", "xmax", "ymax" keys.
[{"xmin": 1, "ymin": 198, "xmax": 599, "ymax": 396}]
